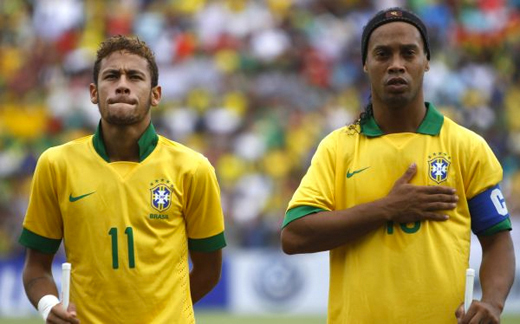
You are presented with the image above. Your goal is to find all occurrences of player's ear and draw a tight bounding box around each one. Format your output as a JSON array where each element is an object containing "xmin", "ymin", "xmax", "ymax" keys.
[
  {"xmin": 151, "ymin": 86, "xmax": 162, "ymax": 107},
  {"xmin": 425, "ymin": 61, "xmax": 430, "ymax": 72},
  {"xmin": 89, "ymin": 83, "xmax": 98, "ymax": 104},
  {"xmin": 363, "ymin": 63, "xmax": 368, "ymax": 73}
]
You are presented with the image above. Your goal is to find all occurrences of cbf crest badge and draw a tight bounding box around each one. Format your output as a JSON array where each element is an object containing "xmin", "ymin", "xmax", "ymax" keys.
[
  {"xmin": 150, "ymin": 180, "xmax": 173, "ymax": 212},
  {"xmin": 428, "ymin": 153, "xmax": 451, "ymax": 184}
]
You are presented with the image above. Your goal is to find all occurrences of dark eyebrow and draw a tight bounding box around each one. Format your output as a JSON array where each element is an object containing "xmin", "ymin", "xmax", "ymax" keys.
[
  {"xmin": 373, "ymin": 44, "xmax": 420, "ymax": 50},
  {"xmin": 371, "ymin": 44, "xmax": 421, "ymax": 54},
  {"xmin": 373, "ymin": 44, "xmax": 390, "ymax": 50},
  {"xmin": 101, "ymin": 69, "xmax": 120, "ymax": 76},
  {"xmin": 101, "ymin": 69, "xmax": 146, "ymax": 76},
  {"xmin": 126, "ymin": 69, "xmax": 146, "ymax": 76},
  {"xmin": 401, "ymin": 44, "xmax": 420, "ymax": 51}
]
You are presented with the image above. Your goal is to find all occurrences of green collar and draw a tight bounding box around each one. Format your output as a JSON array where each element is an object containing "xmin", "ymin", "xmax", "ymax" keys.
[
  {"xmin": 92, "ymin": 122, "xmax": 159, "ymax": 162},
  {"xmin": 361, "ymin": 102, "xmax": 444, "ymax": 137}
]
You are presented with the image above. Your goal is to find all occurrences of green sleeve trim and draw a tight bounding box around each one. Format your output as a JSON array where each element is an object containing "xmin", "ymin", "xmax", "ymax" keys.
[
  {"xmin": 18, "ymin": 228, "xmax": 61, "ymax": 254},
  {"xmin": 282, "ymin": 205, "xmax": 327, "ymax": 228},
  {"xmin": 478, "ymin": 218, "xmax": 512, "ymax": 236},
  {"xmin": 188, "ymin": 232, "xmax": 226, "ymax": 252}
]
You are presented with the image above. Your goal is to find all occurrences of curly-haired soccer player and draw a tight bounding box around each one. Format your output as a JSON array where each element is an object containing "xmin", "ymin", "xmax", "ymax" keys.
[{"xmin": 20, "ymin": 35, "xmax": 226, "ymax": 323}]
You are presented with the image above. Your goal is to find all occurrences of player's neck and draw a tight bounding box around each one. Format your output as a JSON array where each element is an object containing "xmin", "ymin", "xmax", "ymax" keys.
[
  {"xmin": 100, "ymin": 121, "xmax": 148, "ymax": 162},
  {"xmin": 371, "ymin": 99, "xmax": 427, "ymax": 134}
]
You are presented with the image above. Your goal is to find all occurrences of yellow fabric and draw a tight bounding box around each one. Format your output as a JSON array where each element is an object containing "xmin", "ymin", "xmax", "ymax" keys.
[
  {"xmin": 286, "ymin": 117, "xmax": 503, "ymax": 324},
  {"xmin": 22, "ymin": 135, "xmax": 225, "ymax": 324}
]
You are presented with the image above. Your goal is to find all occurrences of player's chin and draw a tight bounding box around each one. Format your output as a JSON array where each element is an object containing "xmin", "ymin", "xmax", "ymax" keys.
[
  {"xmin": 383, "ymin": 94, "xmax": 411, "ymax": 108},
  {"xmin": 105, "ymin": 113, "xmax": 141, "ymax": 125}
]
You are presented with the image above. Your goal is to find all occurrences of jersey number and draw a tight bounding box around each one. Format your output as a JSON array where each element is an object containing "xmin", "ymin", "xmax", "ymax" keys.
[
  {"xmin": 386, "ymin": 221, "xmax": 421, "ymax": 234},
  {"xmin": 108, "ymin": 227, "xmax": 135, "ymax": 269}
]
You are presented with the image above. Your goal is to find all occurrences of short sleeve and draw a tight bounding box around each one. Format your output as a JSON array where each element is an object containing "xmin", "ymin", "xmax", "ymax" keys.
[
  {"xmin": 184, "ymin": 157, "xmax": 226, "ymax": 252},
  {"xmin": 19, "ymin": 150, "xmax": 63, "ymax": 253},
  {"xmin": 284, "ymin": 132, "xmax": 337, "ymax": 227},
  {"xmin": 462, "ymin": 134, "xmax": 511, "ymax": 234},
  {"xmin": 463, "ymin": 136, "xmax": 503, "ymax": 199}
]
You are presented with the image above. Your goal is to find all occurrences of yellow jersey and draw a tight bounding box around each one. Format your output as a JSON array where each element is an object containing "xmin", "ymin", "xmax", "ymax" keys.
[
  {"xmin": 285, "ymin": 103, "xmax": 511, "ymax": 324},
  {"xmin": 20, "ymin": 123, "xmax": 226, "ymax": 324}
]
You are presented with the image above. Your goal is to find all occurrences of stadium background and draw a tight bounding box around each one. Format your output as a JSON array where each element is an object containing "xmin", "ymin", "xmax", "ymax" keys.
[{"xmin": 0, "ymin": 0, "xmax": 519, "ymax": 322}]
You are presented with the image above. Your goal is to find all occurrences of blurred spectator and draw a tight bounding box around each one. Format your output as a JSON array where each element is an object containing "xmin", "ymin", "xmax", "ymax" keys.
[{"xmin": 1, "ymin": 0, "xmax": 519, "ymax": 257}]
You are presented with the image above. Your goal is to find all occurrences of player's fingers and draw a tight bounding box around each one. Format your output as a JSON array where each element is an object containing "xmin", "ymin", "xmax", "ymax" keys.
[
  {"xmin": 467, "ymin": 312, "xmax": 484, "ymax": 324},
  {"xmin": 47, "ymin": 304, "xmax": 66, "ymax": 323},
  {"xmin": 395, "ymin": 163, "xmax": 417, "ymax": 185},
  {"xmin": 420, "ymin": 212, "xmax": 449, "ymax": 221},
  {"xmin": 67, "ymin": 302, "xmax": 77, "ymax": 316},
  {"xmin": 422, "ymin": 193, "xmax": 459, "ymax": 204},
  {"xmin": 48, "ymin": 319, "xmax": 72, "ymax": 324},
  {"xmin": 47, "ymin": 311, "xmax": 72, "ymax": 324},
  {"xmin": 423, "ymin": 202, "xmax": 457, "ymax": 212},
  {"xmin": 49, "ymin": 314, "xmax": 80, "ymax": 324},
  {"xmin": 466, "ymin": 301, "xmax": 500, "ymax": 324},
  {"xmin": 454, "ymin": 302, "xmax": 464, "ymax": 320},
  {"xmin": 46, "ymin": 303, "xmax": 66, "ymax": 323},
  {"xmin": 65, "ymin": 312, "xmax": 80, "ymax": 324},
  {"xmin": 420, "ymin": 185, "xmax": 456, "ymax": 195},
  {"xmin": 460, "ymin": 302, "xmax": 487, "ymax": 324},
  {"xmin": 48, "ymin": 303, "xmax": 80, "ymax": 324},
  {"xmin": 64, "ymin": 303, "xmax": 80, "ymax": 324}
]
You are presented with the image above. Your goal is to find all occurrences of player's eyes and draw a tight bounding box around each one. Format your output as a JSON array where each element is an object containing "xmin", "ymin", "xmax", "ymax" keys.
[{"xmin": 375, "ymin": 51, "xmax": 388, "ymax": 58}]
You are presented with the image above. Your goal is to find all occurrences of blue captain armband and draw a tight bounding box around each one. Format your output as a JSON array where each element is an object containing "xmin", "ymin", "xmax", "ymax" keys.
[{"xmin": 469, "ymin": 184, "xmax": 511, "ymax": 235}]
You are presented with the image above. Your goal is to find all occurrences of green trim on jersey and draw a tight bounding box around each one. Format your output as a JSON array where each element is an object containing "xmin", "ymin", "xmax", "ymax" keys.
[
  {"xmin": 283, "ymin": 205, "xmax": 327, "ymax": 228},
  {"xmin": 478, "ymin": 218, "xmax": 512, "ymax": 236},
  {"xmin": 361, "ymin": 102, "xmax": 444, "ymax": 137},
  {"xmin": 138, "ymin": 124, "xmax": 159, "ymax": 161},
  {"xmin": 92, "ymin": 122, "xmax": 159, "ymax": 162},
  {"xmin": 19, "ymin": 228, "xmax": 61, "ymax": 254},
  {"xmin": 188, "ymin": 232, "xmax": 227, "ymax": 252}
]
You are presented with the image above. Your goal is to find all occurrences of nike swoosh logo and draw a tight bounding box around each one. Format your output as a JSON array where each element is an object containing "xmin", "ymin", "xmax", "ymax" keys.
[
  {"xmin": 346, "ymin": 167, "xmax": 370, "ymax": 178},
  {"xmin": 69, "ymin": 191, "xmax": 96, "ymax": 202}
]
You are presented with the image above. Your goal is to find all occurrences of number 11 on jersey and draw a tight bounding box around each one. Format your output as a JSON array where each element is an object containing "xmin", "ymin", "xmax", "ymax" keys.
[{"xmin": 108, "ymin": 227, "xmax": 135, "ymax": 269}]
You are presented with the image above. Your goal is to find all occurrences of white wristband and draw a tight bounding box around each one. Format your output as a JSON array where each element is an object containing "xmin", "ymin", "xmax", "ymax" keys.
[{"xmin": 37, "ymin": 295, "xmax": 60, "ymax": 321}]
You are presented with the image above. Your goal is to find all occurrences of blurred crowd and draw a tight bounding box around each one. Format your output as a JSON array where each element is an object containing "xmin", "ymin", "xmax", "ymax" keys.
[{"xmin": 1, "ymin": 0, "xmax": 520, "ymax": 258}]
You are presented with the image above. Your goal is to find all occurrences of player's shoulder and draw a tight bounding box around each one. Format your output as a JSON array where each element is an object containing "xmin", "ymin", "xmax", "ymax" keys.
[
  {"xmin": 442, "ymin": 116, "xmax": 488, "ymax": 145},
  {"xmin": 320, "ymin": 123, "xmax": 362, "ymax": 145},
  {"xmin": 156, "ymin": 135, "xmax": 210, "ymax": 165},
  {"xmin": 39, "ymin": 135, "xmax": 94, "ymax": 162},
  {"xmin": 307, "ymin": 124, "xmax": 361, "ymax": 159}
]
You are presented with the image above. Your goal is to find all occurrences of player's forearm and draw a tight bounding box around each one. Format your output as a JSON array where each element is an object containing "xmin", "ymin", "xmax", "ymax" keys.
[
  {"xmin": 478, "ymin": 231, "xmax": 515, "ymax": 312},
  {"xmin": 23, "ymin": 264, "xmax": 59, "ymax": 308},
  {"xmin": 189, "ymin": 250, "xmax": 222, "ymax": 304},
  {"xmin": 22, "ymin": 249, "xmax": 59, "ymax": 308},
  {"xmin": 189, "ymin": 268, "xmax": 220, "ymax": 304},
  {"xmin": 281, "ymin": 199, "xmax": 390, "ymax": 254}
]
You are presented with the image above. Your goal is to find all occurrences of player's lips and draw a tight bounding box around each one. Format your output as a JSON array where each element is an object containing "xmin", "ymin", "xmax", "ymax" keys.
[
  {"xmin": 386, "ymin": 77, "xmax": 407, "ymax": 85},
  {"xmin": 385, "ymin": 77, "xmax": 408, "ymax": 91},
  {"xmin": 107, "ymin": 97, "xmax": 137, "ymax": 105}
]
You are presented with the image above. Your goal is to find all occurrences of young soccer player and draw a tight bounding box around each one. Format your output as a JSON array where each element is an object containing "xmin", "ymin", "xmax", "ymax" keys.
[
  {"xmin": 281, "ymin": 7, "xmax": 515, "ymax": 324},
  {"xmin": 19, "ymin": 35, "xmax": 226, "ymax": 323}
]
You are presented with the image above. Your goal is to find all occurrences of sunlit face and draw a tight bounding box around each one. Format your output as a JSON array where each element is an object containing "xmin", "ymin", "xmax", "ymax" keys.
[
  {"xmin": 89, "ymin": 51, "xmax": 161, "ymax": 126},
  {"xmin": 363, "ymin": 22, "xmax": 429, "ymax": 109}
]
